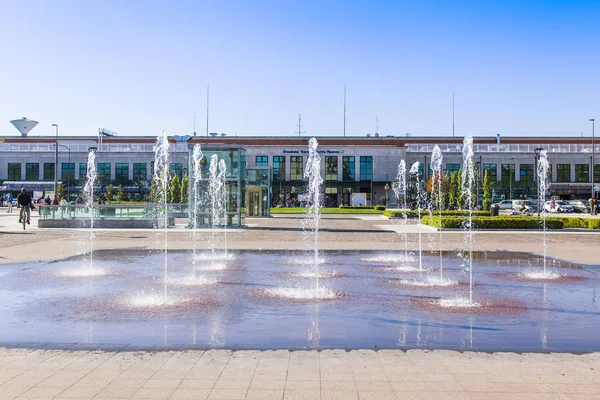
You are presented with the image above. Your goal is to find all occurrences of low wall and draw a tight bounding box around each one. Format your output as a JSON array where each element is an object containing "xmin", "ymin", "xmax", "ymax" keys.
[{"xmin": 38, "ymin": 217, "xmax": 175, "ymax": 229}]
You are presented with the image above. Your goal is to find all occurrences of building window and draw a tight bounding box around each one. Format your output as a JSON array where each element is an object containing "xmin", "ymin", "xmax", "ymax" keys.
[
  {"xmin": 446, "ymin": 163, "xmax": 460, "ymax": 175},
  {"xmin": 26, "ymin": 163, "xmax": 39, "ymax": 181},
  {"xmin": 575, "ymin": 164, "xmax": 589, "ymax": 183},
  {"xmin": 273, "ymin": 156, "xmax": 285, "ymax": 182},
  {"xmin": 325, "ymin": 187, "xmax": 337, "ymax": 194},
  {"xmin": 556, "ymin": 164, "xmax": 570, "ymax": 183},
  {"xmin": 61, "ymin": 163, "xmax": 75, "ymax": 182},
  {"xmin": 483, "ymin": 164, "xmax": 497, "ymax": 182},
  {"xmin": 8, "ymin": 163, "xmax": 21, "ymax": 180},
  {"xmin": 595, "ymin": 165, "xmax": 600, "ymax": 183},
  {"xmin": 290, "ymin": 156, "xmax": 303, "ymax": 180},
  {"xmin": 97, "ymin": 163, "xmax": 111, "ymax": 182},
  {"xmin": 325, "ymin": 156, "xmax": 338, "ymax": 181},
  {"xmin": 519, "ymin": 164, "xmax": 533, "ymax": 182},
  {"xmin": 115, "ymin": 163, "xmax": 129, "ymax": 182},
  {"xmin": 133, "ymin": 163, "xmax": 147, "ymax": 182},
  {"xmin": 255, "ymin": 156, "xmax": 268, "ymax": 167},
  {"xmin": 501, "ymin": 164, "xmax": 515, "ymax": 185},
  {"xmin": 360, "ymin": 156, "xmax": 373, "ymax": 181},
  {"xmin": 169, "ymin": 163, "xmax": 183, "ymax": 179},
  {"xmin": 342, "ymin": 156, "xmax": 355, "ymax": 181},
  {"xmin": 43, "ymin": 163, "xmax": 55, "ymax": 181},
  {"xmin": 79, "ymin": 163, "xmax": 87, "ymax": 180}
]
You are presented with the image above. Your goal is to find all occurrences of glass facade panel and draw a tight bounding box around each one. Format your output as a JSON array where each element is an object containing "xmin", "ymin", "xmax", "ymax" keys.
[
  {"xmin": 359, "ymin": 156, "xmax": 373, "ymax": 181},
  {"xmin": 61, "ymin": 163, "xmax": 75, "ymax": 182},
  {"xmin": 169, "ymin": 163, "xmax": 183, "ymax": 179},
  {"xmin": 26, "ymin": 163, "xmax": 39, "ymax": 181},
  {"xmin": 43, "ymin": 163, "xmax": 55, "ymax": 181},
  {"xmin": 556, "ymin": 164, "xmax": 570, "ymax": 183},
  {"xmin": 595, "ymin": 164, "xmax": 600, "ymax": 183},
  {"xmin": 325, "ymin": 156, "xmax": 338, "ymax": 181},
  {"xmin": 501, "ymin": 164, "xmax": 515, "ymax": 185},
  {"xmin": 273, "ymin": 156, "xmax": 285, "ymax": 182},
  {"xmin": 115, "ymin": 163, "xmax": 129, "ymax": 182},
  {"xmin": 519, "ymin": 164, "xmax": 533, "ymax": 182},
  {"xmin": 290, "ymin": 156, "xmax": 303, "ymax": 180},
  {"xmin": 8, "ymin": 163, "xmax": 21, "ymax": 180},
  {"xmin": 79, "ymin": 163, "xmax": 87, "ymax": 181},
  {"xmin": 255, "ymin": 156, "xmax": 268, "ymax": 167},
  {"xmin": 575, "ymin": 164, "xmax": 589, "ymax": 183},
  {"xmin": 446, "ymin": 163, "xmax": 460, "ymax": 174},
  {"xmin": 342, "ymin": 156, "xmax": 355, "ymax": 181},
  {"xmin": 483, "ymin": 164, "xmax": 497, "ymax": 182},
  {"xmin": 97, "ymin": 163, "xmax": 111, "ymax": 182},
  {"xmin": 133, "ymin": 163, "xmax": 147, "ymax": 182}
]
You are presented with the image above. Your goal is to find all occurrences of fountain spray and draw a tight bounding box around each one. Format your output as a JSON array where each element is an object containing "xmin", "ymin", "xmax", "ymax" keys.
[
  {"xmin": 461, "ymin": 136, "xmax": 475, "ymax": 303},
  {"xmin": 393, "ymin": 161, "xmax": 409, "ymax": 263},
  {"xmin": 83, "ymin": 148, "xmax": 97, "ymax": 270},
  {"xmin": 537, "ymin": 150, "xmax": 549, "ymax": 274},
  {"xmin": 305, "ymin": 138, "xmax": 323, "ymax": 290},
  {"xmin": 409, "ymin": 162, "xmax": 423, "ymax": 271},
  {"xmin": 431, "ymin": 146, "xmax": 444, "ymax": 278},
  {"xmin": 153, "ymin": 130, "xmax": 170, "ymax": 301},
  {"xmin": 191, "ymin": 144, "xmax": 203, "ymax": 275}
]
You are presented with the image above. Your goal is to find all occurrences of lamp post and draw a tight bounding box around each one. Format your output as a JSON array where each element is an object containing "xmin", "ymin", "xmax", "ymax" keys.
[
  {"xmin": 534, "ymin": 147, "xmax": 543, "ymax": 217},
  {"xmin": 52, "ymin": 124, "xmax": 59, "ymax": 200},
  {"xmin": 54, "ymin": 144, "xmax": 71, "ymax": 202},
  {"xmin": 384, "ymin": 183, "xmax": 390, "ymax": 208},
  {"xmin": 591, "ymin": 118, "xmax": 595, "ymax": 199}
]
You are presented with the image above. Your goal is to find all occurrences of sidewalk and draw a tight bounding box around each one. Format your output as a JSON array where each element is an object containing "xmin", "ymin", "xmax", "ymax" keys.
[{"xmin": 1, "ymin": 347, "xmax": 598, "ymax": 400}]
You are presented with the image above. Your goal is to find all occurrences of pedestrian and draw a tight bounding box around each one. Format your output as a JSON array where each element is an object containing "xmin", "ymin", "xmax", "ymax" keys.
[
  {"xmin": 16, "ymin": 188, "xmax": 32, "ymax": 225},
  {"xmin": 6, "ymin": 193, "xmax": 13, "ymax": 213},
  {"xmin": 45, "ymin": 196, "xmax": 51, "ymax": 205}
]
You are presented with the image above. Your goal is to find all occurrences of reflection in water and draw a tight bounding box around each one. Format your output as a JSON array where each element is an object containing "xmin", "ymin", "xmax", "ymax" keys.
[
  {"xmin": 541, "ymin": 283, "xmax": 548, "ymax": 349},
  {"xmin": 416, "ymin": 319, "xmax": 422, "ymax": 347},
  {"xmin": 461, "ymin": 318, "xmax": 473, "ymax": 349},
  {"xmin": 88, "ymin": 324, "xmax": 93, "ymax": 344},
  {"xmin": 398, "ymin": 321, "xmax": 408, "ymax": 347},
  {"xmin": 308, "ymin": 303, "xmax": 320, "ymax": 349},
  {"xmin": 211, "ymin": 316, "xmax": 225, "ymax": 347}
]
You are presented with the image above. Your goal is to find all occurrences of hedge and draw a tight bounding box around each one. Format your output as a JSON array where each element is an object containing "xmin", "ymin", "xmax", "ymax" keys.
[
  {"xmin": 422, "ymin": 215, "xmax": 565, "ymax": 229},
  {"xmin": 384, "ymin": 210, "xmax": 490, "ymax": 219},
  {"xmin": 339, "ymin": 205, "xmax": 385, "ymax": 211},
  {"xmin": 561, "ymin": 217, "xmax": 600, "ymax": 229}
]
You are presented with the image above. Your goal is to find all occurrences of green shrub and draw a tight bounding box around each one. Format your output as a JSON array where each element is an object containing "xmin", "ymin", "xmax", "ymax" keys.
[
  {"xmin": 374, "ymin": 205, "xmax": 385, "ymax": 211},
  {"xmin": 339, "ymin": 205, "xmax": 377, "ymax": 210},
  {"xmin": 561, "ymin": 217, "xmax": 588, "ymax": 229},
  {"xmin": 587, "ymin": 219, "xmax": 600, "ymax": 229},
  {"xmin": 422, "ymin": 215, "xmax": 564, "ymax": 230},
  {"xmin": 384, "ymin": 210, "xmax": 490, "ymax": 219}
]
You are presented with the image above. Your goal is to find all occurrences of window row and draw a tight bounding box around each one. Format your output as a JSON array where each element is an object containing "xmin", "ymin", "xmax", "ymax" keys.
[
  {"xmin": 257, "ymin": 155, "xmax": 372, "ymax": 181},
  {"xmin": 5, "ymin": 162, "xmax": 185, "ymax": 182}
]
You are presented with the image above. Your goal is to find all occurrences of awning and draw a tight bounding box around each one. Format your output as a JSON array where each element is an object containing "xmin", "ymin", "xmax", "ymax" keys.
[{"xmin": 0, "ymin": 181, "xmax": 62, "ymax": 192}]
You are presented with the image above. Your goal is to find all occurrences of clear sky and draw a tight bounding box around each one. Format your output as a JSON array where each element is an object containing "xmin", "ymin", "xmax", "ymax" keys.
[{"xmin": 1, "ymin": 0, "xmax": 599, "ymax": 138}]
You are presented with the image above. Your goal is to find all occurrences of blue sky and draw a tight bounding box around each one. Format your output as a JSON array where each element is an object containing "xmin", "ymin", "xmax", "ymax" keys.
[{"xmin": 1, "ymin": 0, "xmax": 599, "ymax": 138}]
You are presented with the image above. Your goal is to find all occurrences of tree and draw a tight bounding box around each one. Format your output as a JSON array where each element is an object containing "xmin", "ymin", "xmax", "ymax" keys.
[
  {"xmin": 116, "ymin": 185, "xmax": 126, "ymax": 202},
  {"xmin": 170, "ymin": 174, "xmax": 181, "ymax": 203},
  {"xmin": 447, "ymin": 171, "xmax": 459, "ymax": 210},
  {"xmin": 105, "ymin": 184, "xmax": 114, "ymax": 202},
  {"xmin": 482, "ymin": 170, "xmax": 493, "ymax": 211},
  {"xmin": 426, "ymin": 172, "xmax": 450, "ymax": 209},
  {"xmin": 180, "ymin": 174, "xmax": 189, "ymax": 204},
  {"xmin": 57, "ymin": 184, "xmax": 66, "ymax": 202}
]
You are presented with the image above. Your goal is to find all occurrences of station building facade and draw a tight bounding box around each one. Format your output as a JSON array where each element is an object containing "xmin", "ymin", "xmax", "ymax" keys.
[{"xmin": 0, "ymin": 134, "xmax": 598, "ymax": 206}]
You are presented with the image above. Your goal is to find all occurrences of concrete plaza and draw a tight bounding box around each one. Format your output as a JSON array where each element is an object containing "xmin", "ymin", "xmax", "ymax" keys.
[{"xmin": 0, "ymin": 209, "xmax": 599, "ymax": 399}]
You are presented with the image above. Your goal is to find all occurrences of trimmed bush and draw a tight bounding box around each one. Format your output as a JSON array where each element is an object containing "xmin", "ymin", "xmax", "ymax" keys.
[
  {"xmin": 422, "ymin": 215, "xmax": 564, "ymax": 230},
  {"xmin": 561, "ymin": 217, "xmax": 600, "ymax": 229},
  {"xmin": 384, "ymin": 210, "xmax": 490, "ymax": 219},
  {"xmin": 339, "ymin": 205, "xmax": 378, "ymax": 210},
  {"xmin": 587, "ymin": 219, "xmax": 600, "ymax": 229}
]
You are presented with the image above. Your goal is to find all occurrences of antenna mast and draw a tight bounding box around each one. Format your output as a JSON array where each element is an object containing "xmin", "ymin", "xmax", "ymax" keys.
[
  {"xmin": 206, "ymin": 86, "xmax": 210, "ymax": 137},
  {"xmin": 343, "ymin": 85, "xmax": 347, "ymax": 137},
  {"xmin": 296, "ymin": 114, "xmax": 306, "ymax": 137},
  {"xmin": 375, "ymin": 116, "xmax": 380, "ymax": 136},
  {"xmin": 193, "ymin": 112, "xmax": 197, "ymax": 136},
  {"xmin": 452, "ymin": 92, "xmax": 455, "ymax": 138}
]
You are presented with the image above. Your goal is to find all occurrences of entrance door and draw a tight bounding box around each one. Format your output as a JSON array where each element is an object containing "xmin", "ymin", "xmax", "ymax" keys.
[{"xmin": 246, "ymin": 188, "xmax": 262, "ymax": 217}]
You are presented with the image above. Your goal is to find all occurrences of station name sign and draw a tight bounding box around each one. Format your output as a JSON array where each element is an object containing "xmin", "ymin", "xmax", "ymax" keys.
[{"xmin": 283, "ymin": 149, "xmax": 345, "ymax": 154}]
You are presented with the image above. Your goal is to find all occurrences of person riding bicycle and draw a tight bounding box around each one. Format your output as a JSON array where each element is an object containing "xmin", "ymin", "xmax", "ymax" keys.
[{"xmin": 16, "ymin": 188, "xmax": 32, "ymax": 225}]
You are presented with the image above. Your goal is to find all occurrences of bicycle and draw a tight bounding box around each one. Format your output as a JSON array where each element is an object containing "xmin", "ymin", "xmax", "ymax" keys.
[{"xmin": 18, "ymin": 205, "xmax": 30, "ymax": 230}]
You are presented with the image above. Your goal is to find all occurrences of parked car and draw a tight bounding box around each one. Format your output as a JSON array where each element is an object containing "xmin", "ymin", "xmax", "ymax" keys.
[
  {"xmin": 543, "ymin": 200, "xmax": 574, "ymax": 213},
  {"xmin": 567, "ymin": 200, "xmax": 589, "ymax": 213},
  {"xmin": 512, "ymin": 200, "xmax": 538, "ymax": 213},
  {"xmin": 492, "ymin": 200, "xmax": 515, "ymax": 210}
]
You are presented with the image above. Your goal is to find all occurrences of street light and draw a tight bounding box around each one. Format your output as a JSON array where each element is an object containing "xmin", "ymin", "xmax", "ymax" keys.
[
  {"xmin": 384, "ymin": 183, "xmax": 390, "ymax": 208},
  {"xmin": 52, "ymin": 124, "xmax": 59, "ymax": 200},
  {"xmin": 54, "ymin": 144, "xmax": 71, "ymax": 202},
  {"xmin": 591, "ymin": 119, "xmax": 595, "ymax": 199},
  {"xmin": 534, "ymin": 147, "xmax": 544, "ymax": 217}
]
